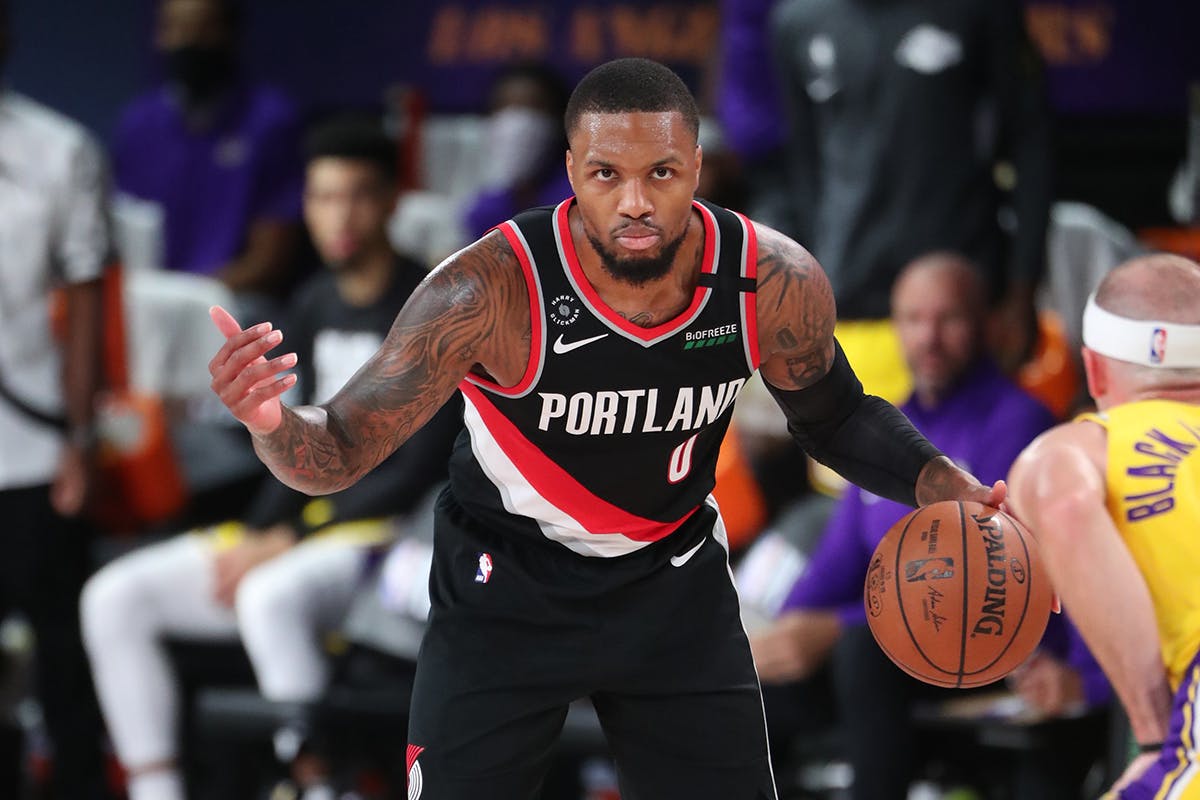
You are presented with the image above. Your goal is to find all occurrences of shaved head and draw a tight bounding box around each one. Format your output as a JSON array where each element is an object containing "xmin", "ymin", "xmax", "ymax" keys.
[
  {"xmin": 1086, "ymin": 253, "xmax": 1200, "ymax": 401},
  {"xmin": 1094, "ymin": 253, "xmax": 1200, "ymax": 324},
  {"xmin": 892, "ymin": 250, "xmax": 989, "ymax": 316}
]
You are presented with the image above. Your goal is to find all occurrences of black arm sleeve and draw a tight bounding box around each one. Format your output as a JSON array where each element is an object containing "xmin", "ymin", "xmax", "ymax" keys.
[{"xmin": 763, "ymin": 341, "xmax": 944, "ymax": 507}]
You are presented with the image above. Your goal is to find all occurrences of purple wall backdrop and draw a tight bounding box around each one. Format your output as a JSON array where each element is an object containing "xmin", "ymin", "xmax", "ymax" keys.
[{"xmin": 7, "ymin": 0, "xmax": 1196, "ymax": 142}]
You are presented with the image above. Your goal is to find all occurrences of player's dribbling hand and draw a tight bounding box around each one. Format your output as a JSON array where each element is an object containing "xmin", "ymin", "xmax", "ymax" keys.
[
  {"xmin": 915, "ymin": 456, "xmax": 1006, "ymax": 508},
  {"xmin": 915, "ymin": 465, "xmax": 1063, "ymax": 613},
  {"xmin": 208, "ymin": 305, "xmax": 298, "ymax": 436}
]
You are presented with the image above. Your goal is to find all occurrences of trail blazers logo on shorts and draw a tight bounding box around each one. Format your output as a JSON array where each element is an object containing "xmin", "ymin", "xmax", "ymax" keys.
[{"xmin": 406, "ymin": 744, "xmax": 424, "ymax": 799}]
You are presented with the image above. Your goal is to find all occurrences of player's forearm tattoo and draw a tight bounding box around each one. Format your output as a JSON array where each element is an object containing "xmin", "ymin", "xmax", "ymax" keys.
[{"xmin": 253, "ymin": 233, "xmax": 524, "ymax": 494}]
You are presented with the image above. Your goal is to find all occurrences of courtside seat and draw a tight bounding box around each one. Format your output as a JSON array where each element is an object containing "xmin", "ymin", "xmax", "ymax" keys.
[
  {"xmin": 190, "ymin": 679, "xmax": 611, "ymax": 798},
  {"xmin": 191, "ymin": 684, "xmax": 608, "ymax": 758}
]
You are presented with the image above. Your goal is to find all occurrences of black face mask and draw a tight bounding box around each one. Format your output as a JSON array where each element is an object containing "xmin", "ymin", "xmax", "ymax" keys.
[{"xmin": 164, "ymin": 45, "xmax": 235, "ymax": 104}]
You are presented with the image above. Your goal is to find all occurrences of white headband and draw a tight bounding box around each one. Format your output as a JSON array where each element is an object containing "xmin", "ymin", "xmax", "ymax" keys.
[{"xmin": 1082, "ymin": 293, "xmax": 1200, "ymax": 368}]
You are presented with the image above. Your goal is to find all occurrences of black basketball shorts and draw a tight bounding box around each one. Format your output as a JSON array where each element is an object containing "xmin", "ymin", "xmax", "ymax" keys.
[{"xmin": 404, "ymin": 488, "xmax": 778, "ymax": 800}]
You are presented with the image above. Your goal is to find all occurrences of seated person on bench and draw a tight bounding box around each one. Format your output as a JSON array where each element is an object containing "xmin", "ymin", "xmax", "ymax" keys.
[
  {"xmin": 748, "ymin": 252, "xmax": 1109, "ymax": 799},
  {"xmin": 80, "ymin": 116, "xmax": 460, "ymax": 800}
]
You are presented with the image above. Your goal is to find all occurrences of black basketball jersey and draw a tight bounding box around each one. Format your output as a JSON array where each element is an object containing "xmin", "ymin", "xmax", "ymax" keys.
[{"xmin": 449, "ymin": 197, "xmax": 759, "ymax": 557}]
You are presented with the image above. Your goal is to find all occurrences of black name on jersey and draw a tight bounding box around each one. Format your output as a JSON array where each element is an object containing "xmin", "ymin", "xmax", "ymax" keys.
[{"xmin": 537, "ymin": 379, "xmax": 746, "ymax": 436}]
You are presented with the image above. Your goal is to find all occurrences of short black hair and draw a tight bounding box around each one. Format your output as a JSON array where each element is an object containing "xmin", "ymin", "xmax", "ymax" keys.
[
  {"xmin": 564, "ymin": 58, "xmax": 699, "ymax": 144},
  {"xmin": 304, "ymin": 114, "xmax": 396, "ymax": 184}
]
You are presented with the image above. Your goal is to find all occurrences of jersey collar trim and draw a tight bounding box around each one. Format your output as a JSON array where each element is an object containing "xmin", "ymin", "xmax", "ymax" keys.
[{"xmin": 553, "ymin": 197, "xmax": 718, "ymax": 347}]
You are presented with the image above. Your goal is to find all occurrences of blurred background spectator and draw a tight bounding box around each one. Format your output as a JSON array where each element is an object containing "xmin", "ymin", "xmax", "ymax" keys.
[
  {"xmin": 767, "ymin": 0, "xmax": 1054, "ymax": 401},
  {"xmin": 80, "ymin": 115, "xmax": 459, "ymax": 800},
  {"xmin": 461, "ymin": 62, "xmax": 572, "ymax": 240},
  {"xmin": 742, "ymin": 252, "xmax": 1110, "ymax": 799},
  {"xmin": 109, "ymin": 0, "xmax": 304, "ymax": 309},
  {"xmin": 0, "ymin": 1, "xmax": 114, "ymax": 797}
]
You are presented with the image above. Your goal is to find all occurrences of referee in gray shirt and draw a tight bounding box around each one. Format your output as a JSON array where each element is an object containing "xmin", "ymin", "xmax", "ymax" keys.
[{"xmin": 0, "ymin": 7, "xmax": 112, "ymax": 795}]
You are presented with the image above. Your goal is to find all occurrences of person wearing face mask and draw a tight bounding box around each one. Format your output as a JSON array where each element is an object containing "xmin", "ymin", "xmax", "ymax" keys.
[
  {"xmin": 111, "ymin": 0, "xmax": 303, "ymax": 302},
  {"xmin": 462, "ymin": 62, "xmax": 574, "ymax": 240},
  {"xmin": 82, "ymin": 117, "xmax": 460, "ymax": 800}
]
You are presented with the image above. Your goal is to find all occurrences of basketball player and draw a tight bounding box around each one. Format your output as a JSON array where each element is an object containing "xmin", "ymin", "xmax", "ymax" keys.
[
  {"xmin": 209, "ymin": 58, "xmax": 1003, "ymax": 799},
  {"xmin": 1008, "ymin": 253, "xmax": 1200, "ymax": 799}
]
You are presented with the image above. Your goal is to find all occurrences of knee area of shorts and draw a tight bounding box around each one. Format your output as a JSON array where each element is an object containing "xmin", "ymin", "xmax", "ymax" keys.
[
  {"xmin": 81, "ymin": 561, "xmax": 150, "ymax": 642},
  {"xmin": 234, "ymin": 564, "xmax": 301, "ymax": 623}
]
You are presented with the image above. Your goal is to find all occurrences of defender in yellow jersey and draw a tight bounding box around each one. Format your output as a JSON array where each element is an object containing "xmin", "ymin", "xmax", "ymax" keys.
[{"xmin": 1009, "ymin": 253, "xmax": 1200, "ymax": 799}]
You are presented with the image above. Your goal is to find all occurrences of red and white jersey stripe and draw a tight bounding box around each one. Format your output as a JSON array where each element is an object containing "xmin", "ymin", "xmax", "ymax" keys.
[{"xmin": 448, "ymin": 197, "xmax": 759, "ymax": 557}]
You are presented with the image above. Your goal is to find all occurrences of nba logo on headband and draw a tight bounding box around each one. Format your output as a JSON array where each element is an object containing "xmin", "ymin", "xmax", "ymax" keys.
[
  {"xmin": 1150, "ymin": 327, "xmax": 1167, "ymax": 364},
  {"xmin": 1083, "ymin": 293, "xmax": 1200, "ymax": 368}
]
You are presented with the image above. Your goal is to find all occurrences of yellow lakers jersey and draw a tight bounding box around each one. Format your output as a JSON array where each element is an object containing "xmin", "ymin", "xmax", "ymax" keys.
[{"xmin": 1078, "ymin": 400, "xmax": 1200, "ymax": 689}]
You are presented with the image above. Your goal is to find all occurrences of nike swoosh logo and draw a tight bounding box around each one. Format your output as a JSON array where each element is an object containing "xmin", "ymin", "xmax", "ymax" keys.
[
  {"xmin": 670, "ymin": 538, "xmax": 705, "ymax": 568},
  {"xmin": 552, "ymin": 332, "xmax": 608, "ymax": 354}
]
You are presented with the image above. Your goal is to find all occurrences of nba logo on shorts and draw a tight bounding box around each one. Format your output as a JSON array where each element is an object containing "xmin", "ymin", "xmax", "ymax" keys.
[
  {"xmin": 1150, "ymin": 327, "xmax": 1168, "ymax": 364},
  {"xmin": 475, "ymin": 552, "xmax": 494, "ymax": 584}
]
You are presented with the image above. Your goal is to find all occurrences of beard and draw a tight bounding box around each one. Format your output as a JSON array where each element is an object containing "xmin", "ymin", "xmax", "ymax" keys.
[{"xmin": 585, "ymin": 226, "xmax": 687, "ymax": 287}]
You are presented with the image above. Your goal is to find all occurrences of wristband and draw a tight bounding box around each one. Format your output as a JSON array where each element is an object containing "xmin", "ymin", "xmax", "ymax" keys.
[{"xmin": 1138, "ymin": 741, "xmax": 1164, "ymax": 754}]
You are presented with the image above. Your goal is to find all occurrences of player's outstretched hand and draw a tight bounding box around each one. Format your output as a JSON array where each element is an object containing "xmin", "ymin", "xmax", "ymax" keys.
[{"xmin": 208, "ymin": 305, "xmax": 298, "ymax": 436}]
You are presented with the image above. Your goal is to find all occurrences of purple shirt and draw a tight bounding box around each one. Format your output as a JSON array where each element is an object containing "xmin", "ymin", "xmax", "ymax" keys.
[
  {"xmin": 112, "ymin": 82, "xmax": 303, "ymax": 276},
  {"xmin": 780, "ymin": 358, "xmax": 1110, "ymax": 705},
  {"xmin": 463, "ymin": 170, "xmax": 574, "ymax": 241},
  {"xmin": 717, "ymin": 0, "xmax": 786, "ymax": 162}
]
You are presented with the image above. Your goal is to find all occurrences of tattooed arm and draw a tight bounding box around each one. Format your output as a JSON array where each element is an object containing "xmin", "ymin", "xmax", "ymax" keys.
[
  {"xmin": 754, "ymin": 225, "xmax": 836, "ymax": 389},
  {"xmin": 750, "ymin": 223, "xmax": 1003, "ymax": 508},
  {"xmin": 209, "ymin": 231, "xmax": 529, "ymax": 495}
]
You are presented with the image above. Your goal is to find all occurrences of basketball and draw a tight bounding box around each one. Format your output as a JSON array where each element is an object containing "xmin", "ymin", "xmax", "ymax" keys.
[{"xmin": 863, "ymin": 501, "xmax": 1053, "ymax": 688}]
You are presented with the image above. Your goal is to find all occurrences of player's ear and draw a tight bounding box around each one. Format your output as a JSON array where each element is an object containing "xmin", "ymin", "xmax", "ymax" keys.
[
  {"xmin": 1081, "ymin": 347, "xmax": 1106, "ymax": 401},
  {"xmin": 693, "ymin": 144, "xmax": 702, "ymax": 193},
  {"xmin": 565, "ymin": 149, "xmax": 576, "ymax": 193}
]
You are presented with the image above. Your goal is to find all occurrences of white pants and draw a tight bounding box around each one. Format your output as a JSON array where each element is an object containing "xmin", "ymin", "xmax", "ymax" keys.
[{"xmin": 80, "ymin": 532, "xmax": 368, "ymax": 769}]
